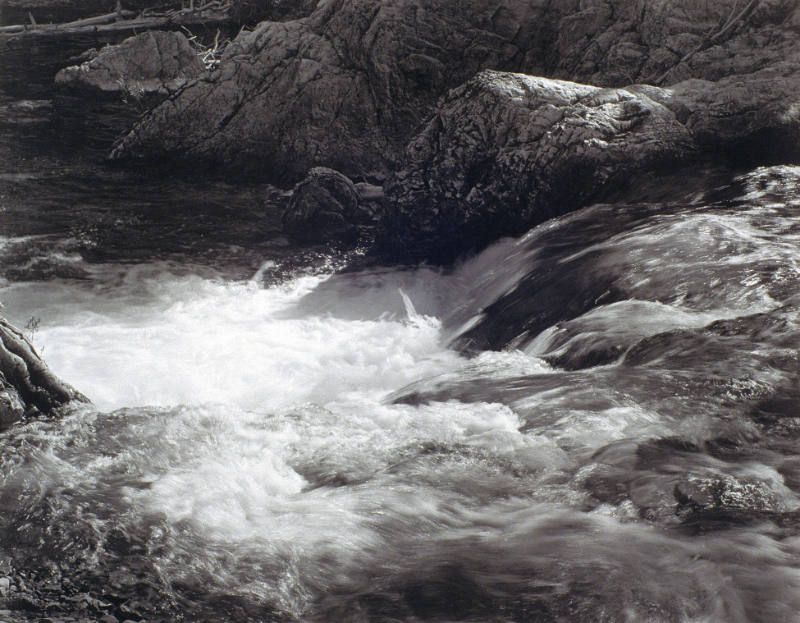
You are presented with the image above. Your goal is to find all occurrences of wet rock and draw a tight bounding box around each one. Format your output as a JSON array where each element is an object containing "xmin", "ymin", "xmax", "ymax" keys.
[
  {"xmin": 381, "ymin": 58, "xmax": 800, "ymax": 264},
  {"xmin": 282, "ymin": 167, "xmax": 374, "ymax": 244},
  {"xmin": 55, "ymin": 30, "xmax": 205, "ymax": 96},
  {"xmin": 0, "ymin": 384, "xmax": 24, "ymax": 428},
  {"xmin": 0, "ymin": 317, "xmax": 87, "ymax": 426},
  {"xmin": 379, "ymin": 71, "xmax": 696, "ymax": 263},
  {"xmin": 673, "ymin": 474, "xmax": 790, "ymax": 528}
]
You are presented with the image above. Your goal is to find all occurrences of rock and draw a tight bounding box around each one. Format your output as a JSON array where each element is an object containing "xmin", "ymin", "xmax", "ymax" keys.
[
  {"xmin": 282, "ymin": 167, "xmax": 374, "ymax": 243},
  {"xmin": 673, "ymin": 474, "xmax": 790, "ymax": 525},
  {"xmin": 230, "ymin": 0, "xmax": 318, "ymax": 24},
  {"xmin": 109, "ymin": 0, "xmax": 575, "ymax": 180},
  {"xmin": 379, "ymin": 56, "xmax": 800, "ymax": 264},
  {"xmin": 654, "ymin": 58, "xmax": 800, "ymax": 162},
  {"xmin": 111, "ymin": 19, "xmax": 387, "ymax": 180},
  {"xmin": 379, "ymin": 71, "xmax": 697, "ymax": 263},
  {"xmin": 0, "ymin": 317, "xmax": 87, "ymax": 427},
  {"xmin": 109, "ymin": 0, "xmax": 798, "ymax": 182},
  {"xmin": 55, "ymin": 30, "xmax": 205, "ymax": 96}
]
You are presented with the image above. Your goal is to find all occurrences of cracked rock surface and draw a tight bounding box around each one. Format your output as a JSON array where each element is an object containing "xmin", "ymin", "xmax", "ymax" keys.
[
  {"xmin": 378, "ymin": 59, "xmax": 800, "ymax": 263},
  {"xmin": 111, "ymin": 0, "xmax": 799, "ymax": 183},
  {"xmin": 380, "ymin": 71, "xmax": 696, "ymax": 263},
  {"xmin": 55, "ymin": 31, "xmax": 206, "ymax": 96}
]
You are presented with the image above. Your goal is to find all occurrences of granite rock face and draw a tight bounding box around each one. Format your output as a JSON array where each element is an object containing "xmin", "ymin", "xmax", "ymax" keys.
[
  {"xmin": 55, "ymin": 31, "xmax": 206, "ymax": 96},
  {"xmin": 379, "ymin": 71, "xmax": 697, "ymax": 263},
  {"xmin": 282, "ymin": 167, "xmax": 374, "ymax": 243},
  {"xmin": 109, "ymin": 0, "xmax": 577, "ymax": 179},
  {"xmin": 110, "ymin": 0, "xmax": 799, "ymax": 182},
  {"xmin": 379, "ymin": 59, "xmax": 800, "ymax": 262},
  {"xmin": 111, "ymin": 19, "xmax": 387, "ymax": 180},
  {"xmin": 0, "ymin": 317, "xmax": 87, "ymax": 428}
]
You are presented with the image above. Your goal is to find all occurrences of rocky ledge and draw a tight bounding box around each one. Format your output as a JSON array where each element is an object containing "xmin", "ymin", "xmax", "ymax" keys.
[
  {"xmin": 378, "ymin": 61, "xmax": 800, "ymax": 262},
  {"xmin": 0, "ymin": 317, "xmax": 87, "ymax": 428},
  {"xmin": 101, "ymin": 0, "xmax": 800, "ymax": 262},
  {"xmin": 55, "ymin": 30, "xmax": 205, "ymax": 96},
  {"xmin": 109, "ymin": 0, "xmax": 799, "ymax": 177}
]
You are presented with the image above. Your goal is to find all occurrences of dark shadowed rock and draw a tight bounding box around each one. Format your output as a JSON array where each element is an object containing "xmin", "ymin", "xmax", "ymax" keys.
[
  {"xmin": 282, "ymin": 167, "xmax": 374, "ymax": 244},
  {"xmin": 109, "ymin": 0, "xmax": 577, "ymax": 180},
  {"xmin": 55, "ymin": 30, "xmax": 205, "ymax": 96},
  {"xmin": 109, "ymin": 0, "xmax": 799, "ymax": 183},
  {"xmin": 111, "ymin": 19, "xmax": 388, "ymax": 180},
  {"xmin": 230, "ymin": 0, "xmax": 318, "ymax": 24},
  {"xmin": 379, "ymin": 56, "xmax": 800, "ymax": 264},
  {"xmin": 379, "ymin": 71, "xmax": 697, "ymax": 263},
  {"xmin": 0, "ymin": 317, "xmax": 87, "ymax": 428}
]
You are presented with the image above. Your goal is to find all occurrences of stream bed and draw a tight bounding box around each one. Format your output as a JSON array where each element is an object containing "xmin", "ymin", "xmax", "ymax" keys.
[{"xmin": 1, "ymin": 30, "xmax": 800, "ymax": 623}]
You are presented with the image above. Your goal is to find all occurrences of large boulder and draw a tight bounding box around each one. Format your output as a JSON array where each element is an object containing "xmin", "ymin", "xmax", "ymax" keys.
[
  {"xmin": 0, "ymin": 317, "xmax": 87, "ymax": 428},
  {"xmin": 378, "ymin": 57, "xmax": 800, "ymax": 263},
  {"xmin": 378, "ymin": 71, "xmax": 697, "ymax": 263},
  {"xmin": 109, "ymin": 0, "xmax": 798, "ymax": 181},
  {"xmin": 282, "ymin": 167, "xmax": 374, "ymax": 243},
  {"xmin": 55, "ymin": 30, "xmax": 206, "ymax": 96},
  {"xmin": 108, "ymin": 0, "xmax": 578, "ymax": 180}
]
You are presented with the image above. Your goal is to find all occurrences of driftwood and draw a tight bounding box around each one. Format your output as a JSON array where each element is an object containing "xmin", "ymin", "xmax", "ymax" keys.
[
  {"xmin": 0, "ymin": 3, "xmax": 229, "ymax": 36},
  {"xmin": 0, "ymin": 317, "xmax": 88, "ymax": 416}
]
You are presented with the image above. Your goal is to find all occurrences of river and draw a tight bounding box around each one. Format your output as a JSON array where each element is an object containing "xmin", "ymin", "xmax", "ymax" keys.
[{"xmin": 1, "ymin": 31, "xmax": 800, "ymax": 623}]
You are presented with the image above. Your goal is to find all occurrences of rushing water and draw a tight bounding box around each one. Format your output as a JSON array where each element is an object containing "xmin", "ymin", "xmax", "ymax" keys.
[{"xmin": 2, "ymin": 31, "xmax": 800, "ymax": 623}]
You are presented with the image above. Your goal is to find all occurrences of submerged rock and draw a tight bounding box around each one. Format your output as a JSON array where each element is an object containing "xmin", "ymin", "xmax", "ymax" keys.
[
  {"xmin": 282, "ymin": 167, "xmax": 374, "ymax": 244},
  {"xmin": 55, "ymin": 30, "xmax": 205, "ymax": 96},
  {"xmin": 0, "ymin": 317, "xmax": 87, "ymax": 427}
]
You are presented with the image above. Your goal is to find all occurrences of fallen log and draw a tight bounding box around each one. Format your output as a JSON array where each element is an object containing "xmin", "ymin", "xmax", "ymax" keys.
[{"xmin": 0, "ymin": 5, "xmax": 229, "ymax": 37}]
